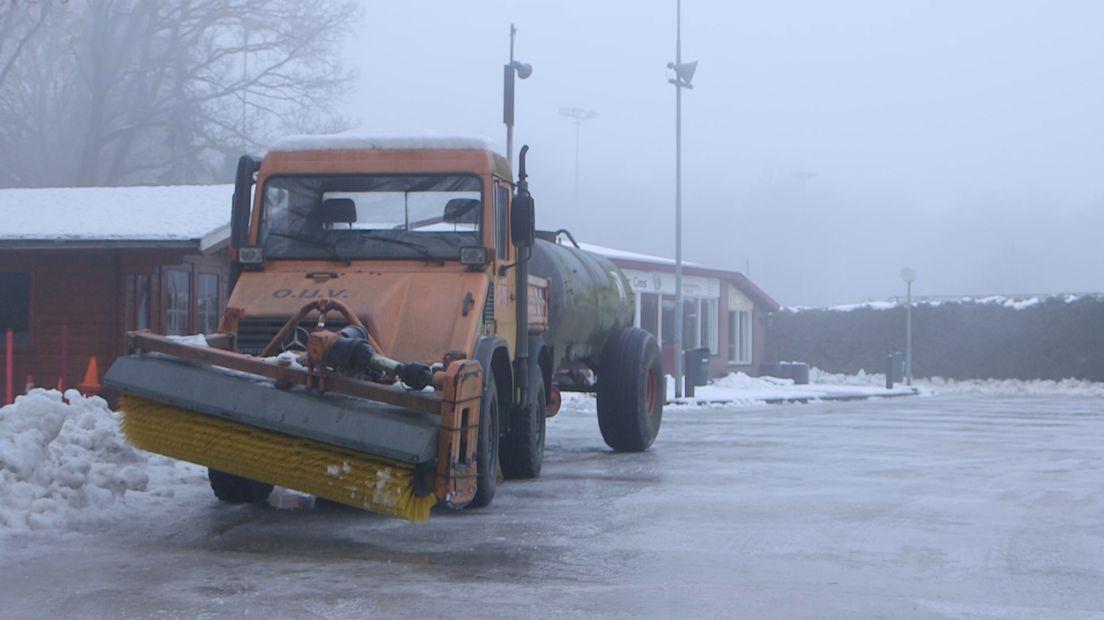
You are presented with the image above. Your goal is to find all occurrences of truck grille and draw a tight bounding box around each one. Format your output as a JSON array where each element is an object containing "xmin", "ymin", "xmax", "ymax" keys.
[{"xmin": 236, "ymin": 317, "xmax": 349, "ymax": 356}]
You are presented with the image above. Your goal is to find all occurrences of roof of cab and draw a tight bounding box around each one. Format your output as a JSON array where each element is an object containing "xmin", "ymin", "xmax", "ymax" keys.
[{"xmin": 269, "ymin": 133, "xmax": 499, "ymax": 154}]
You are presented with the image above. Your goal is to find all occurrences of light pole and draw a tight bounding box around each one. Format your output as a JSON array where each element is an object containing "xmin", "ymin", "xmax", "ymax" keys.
[
  {"xmin": 668, "ymin": 0, "xmax": 698, "ymax": 398},
  {"xmin": 900, "ymin": 268, "xmax": 916, "ymax": 385},
  {"xmin": 558, "ymin": 107, "xmax": 599, "ymax": 205},
  {"xmin": 503, "ymin": 23, "xmax": 532, "ymax": 168}
]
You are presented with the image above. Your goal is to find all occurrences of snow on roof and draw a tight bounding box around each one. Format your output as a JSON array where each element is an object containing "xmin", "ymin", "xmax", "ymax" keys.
[
  {"xmin": 0, "ymin": 184, "xmax": 233, "ymax": 243},
  {"xmin": 575, "ymin": 241, "xmax": 703, "ymax": 267},
  {"xmin": 269, "ymin": 132, "xmax": 499, "ymax": 154}
]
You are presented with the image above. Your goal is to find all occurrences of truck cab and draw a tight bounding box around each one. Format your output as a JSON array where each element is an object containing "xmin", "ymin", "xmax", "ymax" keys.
[{"xmin": 230, "ymin": 136, "xmax": 527, "ymax": 368}]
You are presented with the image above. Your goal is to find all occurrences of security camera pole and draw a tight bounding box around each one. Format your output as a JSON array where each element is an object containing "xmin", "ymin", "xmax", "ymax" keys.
[
  {"xmin": 668, "ymin": 0, "xmax": 697, "ymax": 398},
  {"xmin": 504, "ymin": 24, "xmax": 532, "ymax": 167}
]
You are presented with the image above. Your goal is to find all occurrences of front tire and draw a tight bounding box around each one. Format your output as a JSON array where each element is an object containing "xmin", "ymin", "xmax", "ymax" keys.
[
  {"xmin": 468, "ymin": 373, "xmax": 501, "ymax": 508},
  {"xmin": 501, "ymin": 371, "xmax": 547, "ymax": 479},
  {"xmin": 208, "ymin": 468, "xmax": 273, "ymax": 503},
  {"xmin": 597, "ymin": 327, "xmax": 663, "ymax": 452}
]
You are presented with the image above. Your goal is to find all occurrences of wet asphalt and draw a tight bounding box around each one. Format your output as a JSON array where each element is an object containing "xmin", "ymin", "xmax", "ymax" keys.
[{"xmin": 3, "ymin": 392, "xmax": 1104, "ymax": 619}]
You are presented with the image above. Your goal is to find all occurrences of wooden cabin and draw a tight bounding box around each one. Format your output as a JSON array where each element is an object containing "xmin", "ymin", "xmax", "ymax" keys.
[{"xmin": 0, "ymin": 185, "xmax": 232, "ymax": 401}]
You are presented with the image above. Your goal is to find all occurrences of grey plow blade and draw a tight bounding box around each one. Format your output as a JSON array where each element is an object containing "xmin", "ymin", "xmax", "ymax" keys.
[{"xmin": 104, "ymin": 355, "xmax": 439, "ymax": 465}]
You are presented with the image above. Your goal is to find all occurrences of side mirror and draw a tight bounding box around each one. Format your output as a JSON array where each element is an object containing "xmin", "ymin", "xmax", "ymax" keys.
[
  {"xmin": 511, "ymin": 193, "xmax": 535, "ymax": 248},
  {"xmin": 231, "ymin": 155, "xmax": 261, "ymax": 249}
]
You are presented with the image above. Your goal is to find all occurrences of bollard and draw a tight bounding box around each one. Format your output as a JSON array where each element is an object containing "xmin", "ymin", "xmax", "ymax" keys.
[{"xmin": 885, "ymin": 354, "xmax": 894, "ymax": 389}]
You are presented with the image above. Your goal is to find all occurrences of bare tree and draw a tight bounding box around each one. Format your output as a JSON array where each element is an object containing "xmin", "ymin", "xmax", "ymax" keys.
[
  {"xmin": 0, "ymin": 0, "xmax": 55, "ymax": 91},
  {"xmin": 0, "ymin": 0, "xmax": 358, "ymax": 187}
]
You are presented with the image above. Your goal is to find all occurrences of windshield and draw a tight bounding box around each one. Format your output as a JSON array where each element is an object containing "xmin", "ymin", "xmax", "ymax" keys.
[{"xmin": 260, "ymin": 174, "xmax": 483, "ymax": 261}]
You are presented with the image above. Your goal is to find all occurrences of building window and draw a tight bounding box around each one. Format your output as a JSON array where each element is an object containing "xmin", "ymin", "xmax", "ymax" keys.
[
  {"xmin": 0, "ymin": 272, "xmax": 30, "ymax": 345},
  {"xmin": 134, "ymin": 274, "xmax": 150, "ymax": 330},
  {"xmin": 495, "ymin": 183, "xmax": 509, "ymax": 260},
  {"xmin": 700, "ymin": 298, "xmax": 718, "ymax": 354},
  {"xmin": 660, "ymin": 296, "xmax": 676, "ymax": 346},
  {"xmin": 683, "ymin": 298, "xmax": 700, "ymax": 349},
  {"xmin": 639, "ymin": 293, "xmax": 659, "ymax": 340},
  {"xmin": 197, "ymin": 273, "xmax": 220, "ymax": 334},
  {"xmin": 165, "ymin": 269, "xmax": 190, "ymax": 335},
  {"xmin": 728, "ymin": 310, "xmax": 752, "ymax": 364}
]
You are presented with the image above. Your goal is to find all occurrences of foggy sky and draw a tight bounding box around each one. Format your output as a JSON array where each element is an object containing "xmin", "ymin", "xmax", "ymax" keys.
[{"xmin": 342, "ymin": 0, "xmax": 1104, "ymax": 306}]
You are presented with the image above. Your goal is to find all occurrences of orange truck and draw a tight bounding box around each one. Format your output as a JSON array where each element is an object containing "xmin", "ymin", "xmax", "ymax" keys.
[{"xmin": 105, "ymin": 136, "xmax": 663, "ymax": 521}]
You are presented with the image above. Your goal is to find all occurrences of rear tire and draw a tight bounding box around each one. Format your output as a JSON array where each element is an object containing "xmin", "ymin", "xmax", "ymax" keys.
[
  {"xmin": 501, "ymin": 372, "xmax": 546, "ymax": 479},
  {"xmin": 208, "ymin": 468, "xmax": 273, "ymax": 503},
  {"xmin": 468, "ymin": 374, "xmax": 500, "ymax": 508},
  {"xmin": 597, "ymin": 327, "xmax": 663, "ymax": 452}
]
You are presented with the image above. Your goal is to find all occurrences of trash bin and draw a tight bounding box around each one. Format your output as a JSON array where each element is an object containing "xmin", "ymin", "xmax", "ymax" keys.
[
  {"xmin": 683, "ymin": 347, "xmax": 711, "ymax": 397},
  {"xmin": 759, "ymin": 362, "xmax": 783, "ymax": 379},
  {"xmin": 788, "ymin": 362, "xmax": 809, "ymax": 385}
]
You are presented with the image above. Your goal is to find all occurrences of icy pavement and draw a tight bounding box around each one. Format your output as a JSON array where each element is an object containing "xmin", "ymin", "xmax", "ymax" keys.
[{"xmin": 2, "ymin": 388, "xmax": 1104, "ymax": 618}]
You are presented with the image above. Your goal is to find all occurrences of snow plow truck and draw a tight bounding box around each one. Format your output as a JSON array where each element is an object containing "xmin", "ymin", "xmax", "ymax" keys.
[{"xmin": 104, "ymin": 136, "xmax": 664, "ymax": 521}]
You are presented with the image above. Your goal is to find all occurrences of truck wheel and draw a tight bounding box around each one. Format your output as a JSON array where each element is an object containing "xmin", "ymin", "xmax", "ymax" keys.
[
  {"xmin": 208, "ymin": 468, "xmax": 273, "ymax": 503},
  {"xmin": 501, "ymin": 372, "xmax": 546, "ymax": 479},
  {"xmin": 469, "ymin": 374, "xmax": 500, "ymax": 508},
  {"xmin": 597, "ymin": 327, "xmax": 663, "ymax": 452}
]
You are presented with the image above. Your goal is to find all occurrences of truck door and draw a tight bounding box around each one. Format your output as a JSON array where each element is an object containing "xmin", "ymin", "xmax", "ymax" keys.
[{"xmin": 492, "ymin": 178, "xmax": 517, "ymax": 355}]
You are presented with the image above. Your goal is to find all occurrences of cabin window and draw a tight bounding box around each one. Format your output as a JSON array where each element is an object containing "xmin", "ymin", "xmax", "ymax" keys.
[
  {"xmin": 197, "ymin": 273, "xmax": 220, "ymax": 334},
  {"xmin": 165, "ymin": 269, "xmax": 191, "ymax": 335},
  {"xmin": 0, "ymin": 272, "xmax": 30, "ymax": 345},
  {"xmin": 134, "ymin": 274, "xmax": 150, "ymax": 330}
]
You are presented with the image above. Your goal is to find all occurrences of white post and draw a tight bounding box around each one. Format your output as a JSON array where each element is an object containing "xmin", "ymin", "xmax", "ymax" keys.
[
  {"xmin": 673, "ymin": 0, "xmax": 684, "ymax": 398},
  {"xmin": 906, "ymin": 280, "xmax": 913, "ymax": 386}
]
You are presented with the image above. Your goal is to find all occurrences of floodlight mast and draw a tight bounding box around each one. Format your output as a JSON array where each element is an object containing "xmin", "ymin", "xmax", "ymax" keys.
[{"xmin": 668, "ymin": 0, "xmax": 697, "ymax": 398}]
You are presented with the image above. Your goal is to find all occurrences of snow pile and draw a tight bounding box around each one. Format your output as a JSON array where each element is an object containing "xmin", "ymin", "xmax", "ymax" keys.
[
  {"xmin": 0, "ymin": 389, "xmax": 158, "ymax": 536},
  {"xmin": 786, "ymin": 293, "xmax": 1102, "ymax": 313},
  {"xmin": 809, "ymin": 367, "xmax": 1104, "ymax": 396}
]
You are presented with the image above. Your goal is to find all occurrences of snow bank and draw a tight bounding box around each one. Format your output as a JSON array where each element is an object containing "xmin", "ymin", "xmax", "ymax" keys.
[
  {"xmin": 809, "ymin": 367, "xmax": 1104, "ymax": 396},
  {"xmin": 0, "ymin": 389, "xmax": 193, "ymax": 537},
  {"xmin": 786, "ymin": 293, "xmax": 1101, "ymax": 313}
]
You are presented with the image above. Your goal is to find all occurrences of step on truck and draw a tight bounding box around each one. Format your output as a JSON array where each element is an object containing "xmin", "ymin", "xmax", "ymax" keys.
[{"xmin": 105, "ymin": 135, "xmax": 663, "ymax": 521}]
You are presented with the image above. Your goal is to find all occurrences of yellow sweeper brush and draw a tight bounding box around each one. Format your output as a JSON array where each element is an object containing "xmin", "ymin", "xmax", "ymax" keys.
[
  {"xmin": 120, "ymin": 396, "xmax": 435, "ymax": 521},
  {"xmin": 104, "ymin": 328, "xmax": 483, "ymax": 522}
]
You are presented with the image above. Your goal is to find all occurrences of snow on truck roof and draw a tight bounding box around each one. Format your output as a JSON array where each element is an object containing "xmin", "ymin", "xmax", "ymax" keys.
[
  {"xmin": 268, "ymin": 133, "xmax": 501, "ymax": 154},
  {"xmin": 0, "ymin": 184, "xmax": 233, "ymax": 246}
]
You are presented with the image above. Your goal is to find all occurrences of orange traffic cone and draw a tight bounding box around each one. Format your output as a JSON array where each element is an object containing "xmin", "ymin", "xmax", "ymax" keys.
[{"xmin": 77, "ymin": 357, "xmax": 101, "ymax": 397}]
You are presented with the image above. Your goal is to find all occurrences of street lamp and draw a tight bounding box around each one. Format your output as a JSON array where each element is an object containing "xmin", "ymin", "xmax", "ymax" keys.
[
  {"xmin": 558, "ymin": 107, "xmax": 599, "ymax": 205},
  {"xmin": 668, "ymin": 0, "xmax": 697, "ymax": 398},
  {"xmin": 503, "ymin": 23, "xmax": 532, "ymax": 168},
  {"xmin": 900, "ymin": 267, "xmax": 916, "ymax": 386}
]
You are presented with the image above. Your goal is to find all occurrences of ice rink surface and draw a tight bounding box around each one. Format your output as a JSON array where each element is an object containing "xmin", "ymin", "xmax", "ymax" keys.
[{"xmin": 3, "ymin": 392, "xmax": 1103, "ymax": 619}]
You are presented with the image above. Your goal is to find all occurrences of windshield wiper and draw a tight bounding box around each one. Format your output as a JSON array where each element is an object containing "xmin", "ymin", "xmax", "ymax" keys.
[
  {"xmin": 359, "ymin": 234, "xmax": 445, "ymax": 265},
  {"xmin": 267, "ymin": 231, "xmax": 351, "ymax": 265}
]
